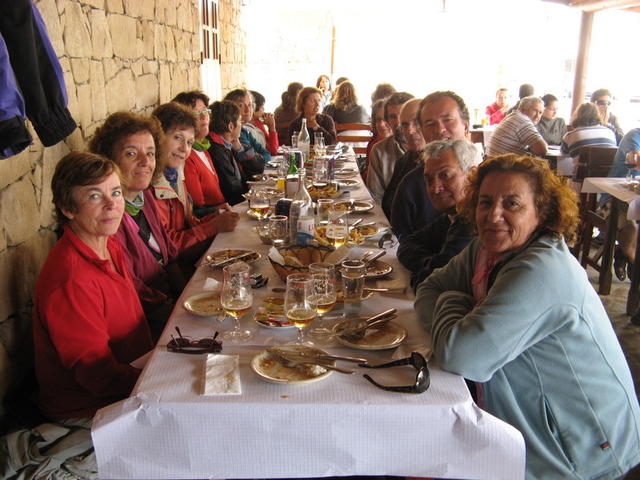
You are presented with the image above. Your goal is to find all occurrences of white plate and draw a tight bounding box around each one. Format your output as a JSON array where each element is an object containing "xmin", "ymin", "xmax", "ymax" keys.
[
  {"xmin": 250, "ymin": 347, "xmax": 334, "ymax": 384},
  {"xmin": 183, "ymin": 292, "xmax": 224, "ymax": 317},
  {"xmin": 337, "ymin": 179, "xmax": 359, "ymax": 189},
  {"xmin": 332, "ymin": 200, "xmax": 374, "ymax": 213},
  {"xmin": 332, "ymin": 320, "xmax": 407, "ymax": 350}
]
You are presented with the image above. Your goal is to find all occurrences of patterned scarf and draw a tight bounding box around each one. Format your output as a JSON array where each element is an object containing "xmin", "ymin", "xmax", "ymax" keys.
[
  {"xmin": 164, "ymin": 167, "xmax": 179, "ymax": 189},
  {"xmin": 124, "ymin": 192, "xmax": 145, "ymax": 217}
]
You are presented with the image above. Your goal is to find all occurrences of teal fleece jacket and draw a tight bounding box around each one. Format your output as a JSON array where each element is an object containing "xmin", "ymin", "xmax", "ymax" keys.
[{"xmin": 416, "ymin": 234, "xmax": 640, "ymax": 479}]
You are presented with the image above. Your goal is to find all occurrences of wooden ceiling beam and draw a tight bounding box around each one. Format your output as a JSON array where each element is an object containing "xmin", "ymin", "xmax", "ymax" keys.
[{"xmin": 568, "ymin": 0, "xmax": 640, "ymax": 11}]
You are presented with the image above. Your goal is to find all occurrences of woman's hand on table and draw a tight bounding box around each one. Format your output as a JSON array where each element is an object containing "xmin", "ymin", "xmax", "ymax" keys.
[
  {"xmin": 211, "ymin": 211, "xmax": 240, "ymax": 232},
  {"xmin": 217, "ymin": 202, "xmax": 233, "ymax": 213},
  {"xmin": 626, "ymin": 150, "xmax": 640, "ymax": 168}
]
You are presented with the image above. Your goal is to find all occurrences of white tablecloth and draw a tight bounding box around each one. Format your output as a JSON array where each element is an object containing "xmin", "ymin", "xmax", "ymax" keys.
[
  {"xmin": 582, "ymin": 177, "xmax": 640, "ymax": 220},
  {"xmin": 91, "ymin": 158, "xmax": 525, "ymax": 480}
]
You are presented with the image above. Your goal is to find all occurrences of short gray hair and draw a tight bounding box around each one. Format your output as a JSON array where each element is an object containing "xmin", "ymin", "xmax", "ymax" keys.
[
  {"xmin": 518, "ymin": 96, "xmax": 542, "ymax": 112},
  {"xmin": 421, "ymin": 139, "xmax": 480, "ymax": 172}
]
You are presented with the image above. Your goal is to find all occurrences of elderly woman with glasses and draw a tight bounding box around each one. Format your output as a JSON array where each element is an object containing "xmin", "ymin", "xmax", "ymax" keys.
[
  {"xmin": 34, "ymin": 152, "xmax": 153, "ymax": 421},
  {"xmin": 416, "ymin": 154, "xmax": 640, "ymax": 479}
]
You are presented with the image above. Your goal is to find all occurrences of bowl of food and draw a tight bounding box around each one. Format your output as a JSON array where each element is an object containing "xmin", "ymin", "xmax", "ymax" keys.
[{"xmin": 268, "ymin": 245, "xmax": 335, "ymax": 282}]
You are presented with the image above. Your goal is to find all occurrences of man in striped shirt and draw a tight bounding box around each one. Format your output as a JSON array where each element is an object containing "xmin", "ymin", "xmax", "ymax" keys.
[{"xmin": 486, "ymin": 96, "xmax": 548, "ymax": 157}]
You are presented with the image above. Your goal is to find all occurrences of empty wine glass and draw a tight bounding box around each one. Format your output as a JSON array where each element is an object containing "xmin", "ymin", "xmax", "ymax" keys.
[
  {"xmin": 220, "ymin": 262, "xmax": 254, "ymax": 343},
  {"xmin": 284, "ymin": 273, "xmax": 315, "ymax": 344},
  {"xmin": 307, "ymin": 263, "xmax": 337, "ymax": 344}
]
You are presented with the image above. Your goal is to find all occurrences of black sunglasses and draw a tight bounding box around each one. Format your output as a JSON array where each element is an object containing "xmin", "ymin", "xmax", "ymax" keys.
[
  {"xmin": 167, "ymin": 326, "xmax": 222, "ymax": 354},
  {"xmin": 359, "ymin": 352, "xmax": 430, "ymax": 393}
]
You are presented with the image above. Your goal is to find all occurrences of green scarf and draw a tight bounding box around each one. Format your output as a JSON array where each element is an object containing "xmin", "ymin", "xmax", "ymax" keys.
[
  {"xmin": 125, "ymin": 192, "xmax": 145, "ymax": 216},
  {"xmin": 192, "ymin": 137, "xmax": 211, "ymax": 151}
]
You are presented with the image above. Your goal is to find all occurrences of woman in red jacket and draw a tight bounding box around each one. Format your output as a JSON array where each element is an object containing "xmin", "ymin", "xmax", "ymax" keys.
[
  {"xmin": 151, "ymin": 102, "xmax": 239, "ymax": 258},
  {"xmin": 34, "ymin": 151, "xmax": 153, "ymax": 421}
]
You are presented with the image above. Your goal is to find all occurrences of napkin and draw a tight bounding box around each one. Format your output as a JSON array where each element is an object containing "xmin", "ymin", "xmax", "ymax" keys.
[
  {"xmin": 325, "ymin": 245, "xmax": 349, "ymax": 264},
  {"xmin": 202, "ymin": 354, "xmax": 241, "ymax": 395},
  {"xmin": 202, "ymin": 277, "xmax": 221, "ymax": 292},
  {"xmin": 375, "ymin": 278, "xmax": 407, "ymax": 295},
  {"xmin": 268, "ymin": 246, "xmax": 285, "ymax": 264}
]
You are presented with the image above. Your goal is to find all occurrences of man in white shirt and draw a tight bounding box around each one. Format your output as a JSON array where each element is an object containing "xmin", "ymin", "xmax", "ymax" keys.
[{"xmin": 486, "ymin": 96, "xmax": 547, "ymax": 157}]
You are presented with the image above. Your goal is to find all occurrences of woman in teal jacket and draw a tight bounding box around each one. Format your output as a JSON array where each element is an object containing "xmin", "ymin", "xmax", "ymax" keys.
[{"xmin": 415, "ymin": 154, "xmax": 640, "ymax": 479}]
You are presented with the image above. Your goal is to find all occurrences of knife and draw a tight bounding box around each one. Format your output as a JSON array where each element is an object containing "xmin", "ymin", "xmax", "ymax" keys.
[{"xmin": 209, "ymin": 251, "xmax": 255, "ymax": 268}]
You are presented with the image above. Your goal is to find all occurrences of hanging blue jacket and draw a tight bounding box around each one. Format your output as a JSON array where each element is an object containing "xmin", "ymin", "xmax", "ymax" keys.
[{"xmin": 0, "ymin": 0, "xmax": 76, "ymax": 158}]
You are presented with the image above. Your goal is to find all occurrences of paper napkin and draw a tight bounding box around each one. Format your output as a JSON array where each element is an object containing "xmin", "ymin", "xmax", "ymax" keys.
[
  {"xmin": 202, "ymin": 277, "xmax": 221, "ymax": 292},
  {"xmin": 202, "ymin": 354, "xmax": 241, "ymax": 395}
]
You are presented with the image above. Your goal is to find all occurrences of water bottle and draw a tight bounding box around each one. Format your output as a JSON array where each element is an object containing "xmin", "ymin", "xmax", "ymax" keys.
[
  {"xmin": 297, "ymin": 119, "xmax": 311, "ymax": 166},
  {"xmin": 292, "ymin": 169, "xmax": 315, "ymax": 245}
]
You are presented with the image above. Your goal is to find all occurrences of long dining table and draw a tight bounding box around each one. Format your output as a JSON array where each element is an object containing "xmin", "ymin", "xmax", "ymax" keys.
[{"xmin": 91, "ymin": 153, "xmax": 525, "ymax": 480}]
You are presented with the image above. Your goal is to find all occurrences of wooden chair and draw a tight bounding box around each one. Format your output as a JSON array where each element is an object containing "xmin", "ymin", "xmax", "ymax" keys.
[
  {"xmin": 335, "ymin": 122, "xmax": 372, "ymax": 156},
  {"xmin": 575, "ymin": 145, "xmax": 618, "ymax": 294}
]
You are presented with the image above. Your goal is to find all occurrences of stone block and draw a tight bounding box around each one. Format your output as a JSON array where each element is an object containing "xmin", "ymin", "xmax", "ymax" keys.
[
  {"xmin": 106, "ymin": 68, "xmax": 135, "ymax": 113},
  {"xmin": 70, "ymin": 58, "xmax": 90, "ymax": 84},
  {"xmin": 64, "ymin": 129, "xmax": 85, "ymax": 153},
  {"xmin": 40, "ymin": 143, "xmax": 70, "ymax": 228},
  {"xmin": 12, "ymin": 230, "xmax": 57, "ymax": 310},
  {"xmin": 132, "ymin": 60, "xmax": 143, "ymax": 77},
  {"xmin": 165, "ymin": 3, "xmax": 177, "ymax": 27},
  {"xmin": 89, "ymin": 9, "xmax": 114, "ymax": 59},
  {"xmin": 154, "ymin": 23, "xmax": 166, "ymax": 60},
  {"xmin": 165, "ymin": 27, "xmax": 177, "ymax": 62},
  {"xmin": 108, "ymin": 13, "xmax": 137, "ymax": 59},
  {"xmin": 0, "ymin": 177, "xmax": 42, "ymax": 247},
  {"xmin": 143, "ymin": 60, "xmax": 158, "ymax": 75},
  {"xmin": 122, "ymin": 0, "xmax": 141, "ymax": 17},
  {"xmin": 90, "ymin": 61, "xmax": 107, "ymax": 122},
  {"xmin": 62, "ymin": 2, "xmax": 91, "ymax": 58},
  {"xmin": 75, "ymin": 83, "xmax": 92, "ymax": 129},
  {"xmin": 0, "ymin": 150, "xmax": 33, "ymax": 191},
  {"xmin": 83, "ymin": 0, "xmax": 105, "ymax": 8},
  {"xmin": 141, "ymin": 1, "xmax": 155, "ymax": 19},
  {"xmin": 37, "ymin": 0, "xmax": 64, "ymax": 54},
  {"xmin": 136, "ymin": 74, "xmax": 159, "ymax": 110},
  {"xmin": 106, "ymin": 0, "xmax": 124, "ymax": 14},
  {"xmin": 159, "ymin": 63, "xmax": 171, "ymax": 102},
  {"xmin": 141, "ymin": 20, "xmax": 155, "ymax": 58},
  {"xmin": 103, "ymin": 57, "xmax": 120, "ymax": 81}
]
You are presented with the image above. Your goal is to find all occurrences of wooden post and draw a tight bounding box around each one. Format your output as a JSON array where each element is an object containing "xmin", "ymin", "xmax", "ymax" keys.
[
  {"xmin": 330, "ymin": 24, "xmax": 336, "ymax": 79},
  {"xmin": 571, "ymin": 11, "xmax": 594, "ymax": 115}
]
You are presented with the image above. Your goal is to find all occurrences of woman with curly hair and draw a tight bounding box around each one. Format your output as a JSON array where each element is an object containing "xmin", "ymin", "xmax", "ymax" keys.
[
  {"xmin": 416, "ymin": 154, "xmax": 640, "ymax": 479},
  {"xmin": 287, "ymin": 86, "xmax": 337, "ymax": 146},
  {"xmin": 322, "ymin": 81, "xmax": 370, "ymax": 126}
]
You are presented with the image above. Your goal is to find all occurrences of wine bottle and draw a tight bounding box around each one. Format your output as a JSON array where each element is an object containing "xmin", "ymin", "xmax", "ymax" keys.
[{"xmin": 285, "ymin": 153, "xmax": 299, "ymax": 198}]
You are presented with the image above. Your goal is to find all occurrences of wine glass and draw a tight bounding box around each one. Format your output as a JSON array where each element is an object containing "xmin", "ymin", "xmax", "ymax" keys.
[
  {"xmin": 307, "ymin": 263, "xmax": 337, "ymax": 344},
  {"xmin": 625, "ymin": 152, "xmax": 639, "ymax": 182},
  {"xmin": 314, "ymin": 132, "xmax": 326, "ymax": 157},
  {"xmin": 220, "ymin": 262, "xmax": 254, "ymax": 343},
  {"xmin": 325, "ymin": 208, "xmax": 349, "ymax": 249},
  {"xmin": 284, "ymin": 273, "xmax": 315, "ymax": 344}
]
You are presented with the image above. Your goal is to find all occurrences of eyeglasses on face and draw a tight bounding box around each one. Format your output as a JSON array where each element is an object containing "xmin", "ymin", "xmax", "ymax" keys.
[
  {"xmin": 194, "ymin": 108, "xmax": 212, "ymax": 116},
  {"xmin": 595, "ymin": 100, "xmax": 611, "ymax": 106},
  {"xmin": 359, "ymin": 351, "xmax": 430, "ymax": 393},
  {"xmin": 167, "ymin": 326, "xmax": 222, "ymax": 354}
]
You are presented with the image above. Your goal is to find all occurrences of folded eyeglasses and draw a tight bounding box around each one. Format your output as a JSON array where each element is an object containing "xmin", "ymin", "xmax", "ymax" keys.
[
  {"xmin": 359, "ymin": 351, "xmax": 430, "ymax": 394},
  {"xmin": 167, "ymin": 326, "xmax": 222, "ymax": 354}
]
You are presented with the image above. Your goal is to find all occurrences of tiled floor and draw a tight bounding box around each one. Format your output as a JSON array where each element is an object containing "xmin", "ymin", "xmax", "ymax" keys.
[{"xmin": 587, "ymin": 267, "xmax": 640, "ymax": 479}]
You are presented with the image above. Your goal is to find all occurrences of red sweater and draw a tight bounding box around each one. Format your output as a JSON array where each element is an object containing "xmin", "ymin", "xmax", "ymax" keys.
[
  {"xmin": 250, "ymin": 119, "xmax": 279, "ymax": 155},
  {"xmin": 486, "ymin": 102, "xmax": 506, "ymax": 125},
  {"xmin": 183, "ymin": 149, "xmax": 226, "ymax": 208},
  {"xmin": 33, "ymin": 225, "xmax": 153, "ymax": 419}
]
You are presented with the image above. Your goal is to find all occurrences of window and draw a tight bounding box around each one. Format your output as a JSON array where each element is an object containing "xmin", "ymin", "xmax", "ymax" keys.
[{"xmin": 200, "ymin": 0, "xmax": 220, "ymax": 62}]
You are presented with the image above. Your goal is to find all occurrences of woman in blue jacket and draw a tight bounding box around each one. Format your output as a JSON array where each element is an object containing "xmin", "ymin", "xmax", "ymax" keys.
[{"xmin": 416, "ymin": 154, "xmax": 640, "ymax": 479}]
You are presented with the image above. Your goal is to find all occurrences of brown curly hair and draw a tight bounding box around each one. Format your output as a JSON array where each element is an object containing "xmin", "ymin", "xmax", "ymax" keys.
[
  {"xmin": 295, "ymin": 86, "xmax": 323, "ymax": 113},
  {"xmin": 89, "ymin": 111, "xmax": 165, "ymax": 184},
  {"xmin": 457, "ymin": 154, "xmax": 579, "ymax": 242}
]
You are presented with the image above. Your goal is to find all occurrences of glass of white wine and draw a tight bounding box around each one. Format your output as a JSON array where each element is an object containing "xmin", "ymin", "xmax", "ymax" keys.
[
  {"xmin": 325, "ymin": 208, "xmax": 349, "ymax": 249},
  {"xmin": 307, "ymin": 263, "xmax": 337, "ymax": 344},
  {"xmin": 248, "ymin": 188, "xmax": 270, "ymax": 220},
  {"xmin": 220, "ymin": 262, "xmax": 254, "ymax": 343},
  {"xmin": 284, "ymin": 273, "xmax": 316, "ymax": 344}
]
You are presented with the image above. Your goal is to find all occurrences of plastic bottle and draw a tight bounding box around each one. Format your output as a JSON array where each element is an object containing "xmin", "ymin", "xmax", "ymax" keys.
[{"xmin": 297, "ymin": 119, "xmax": 311, "ymax": 167}]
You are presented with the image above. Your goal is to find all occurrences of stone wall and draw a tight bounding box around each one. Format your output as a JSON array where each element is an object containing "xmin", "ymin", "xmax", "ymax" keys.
[
  {"xmin": 0, "ymin": 0, "xmax": 246, "ymax": 420},
  {"xmin": 219, "ymin": 0, "xmax": 246, "ymax": 95}
]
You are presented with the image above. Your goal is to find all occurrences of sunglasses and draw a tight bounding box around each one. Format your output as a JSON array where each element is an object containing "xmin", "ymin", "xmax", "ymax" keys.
[
  {"xmin": 595, "ymin": 100, "xmax": 611, "ymax": 106},
  {"xmin": 167, "ymin": 326, "xmax": 222, "ymax": 354},
  {"xmin": 359, "ymin": 352, "xmax": 430, "ymax": 393}
]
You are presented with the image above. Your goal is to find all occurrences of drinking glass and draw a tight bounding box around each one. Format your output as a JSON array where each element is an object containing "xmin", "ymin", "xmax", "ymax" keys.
[
  {"xmin": 284, "ymin": 273, "xmax": 315, "ymax": 344},
  {"xmin": 291, "ymin": 132, "xmax": 299, "ymax": 149},
  {"xmin": 312, "ymin": 157, "xmax": 328, "ymax": 187},
  {"xmin": 325, "ymin": 208, "xmax": 349, "ymax": 249},
  {"xmin": 341, "ymin": 259, "xmax": 365, "ymax": 315},
  {"xmin": 314, "ymin": 132, "xmax": 326, "ymax": 157},
  {"xmin": 307, "ymin": 263, "xmax": 337, "ymax": 343},
  {"xmin": 220, "ymin": 262, "xmax": 254, "ymax": 343},
  {"xmin": 268, "ymin": 215, "xmax": 288, "ymax": 248},
  {"xmin": 625, "ymin": 152, "xmax": 639, "ymax": 182},
  {"xmin": 248, "ymin": 188, "xmax": 270, "ymax": 220},
  {"xmin": 316, "ymin": 199, "xmax": 334, "ymax": 224}
]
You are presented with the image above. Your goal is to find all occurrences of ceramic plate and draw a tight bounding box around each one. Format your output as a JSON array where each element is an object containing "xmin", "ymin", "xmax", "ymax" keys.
[
  {"xmin": 334, "ymin": 169, "xmax": 359, "ymax": 179},
  {"xmin": 206, "ymin": 249, "xmax": 261, "ymax": 267},
  {"xmin": 332, "ymin": 200, "xmax": 374, "ymax": 213},
  {"xmin": 332, "ymin": 319, "xmax": 407, "ymax": 350},
  {"xmin": 336, "ymin": 179, "xmax": 359, "ymax": 189},
  {"xmin": 183, "ymin": 292, "xmax": 224, "ymax": 317},
  {"xmin": 365, "ymin": 259, "xmax": 393, "ymax": 279},
  {"xmin": 250, "ymin": 346, "xmax": 334, "ymax": 384}
]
